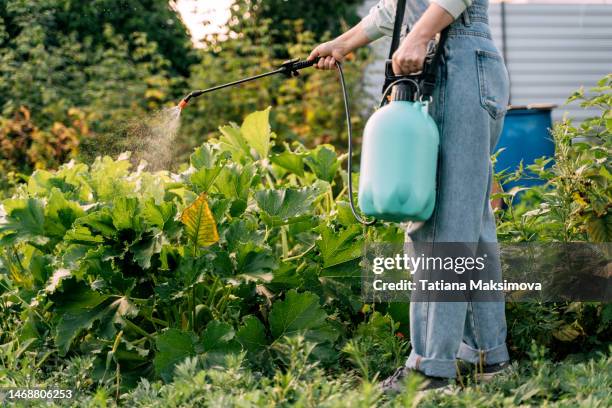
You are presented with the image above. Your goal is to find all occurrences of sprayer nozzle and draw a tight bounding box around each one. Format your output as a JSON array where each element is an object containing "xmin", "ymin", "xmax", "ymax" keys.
[{"xmin": 178, "ymin": 99, "xmax": 188, "ymax": 109}]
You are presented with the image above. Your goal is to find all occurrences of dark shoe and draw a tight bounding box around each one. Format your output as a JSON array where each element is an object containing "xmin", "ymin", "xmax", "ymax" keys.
[
  {"xmin": 457, "ymin": 360, "xmax": 510, "ymax": 383},
  {"xmin": 381, "ymin": 366, "xmax": 455, "ymax": 394}
]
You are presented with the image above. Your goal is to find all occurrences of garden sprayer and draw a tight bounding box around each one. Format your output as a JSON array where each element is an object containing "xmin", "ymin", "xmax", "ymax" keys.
[{"xmin": 178, "ymin": 0, "xmax": 445, "ymax": 226}]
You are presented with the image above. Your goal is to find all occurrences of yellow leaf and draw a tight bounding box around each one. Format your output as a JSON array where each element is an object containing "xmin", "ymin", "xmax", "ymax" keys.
[
  {"xmin": 180, "ymin": 193, "xmax": 219, "ymax": 248},
  {"xmin": 572, "ymin": 192, "xmax": 587, "ymax": 207},
  {"xmin": 552, "ymin": 323, "xmax": 582, "ymax": 342}
]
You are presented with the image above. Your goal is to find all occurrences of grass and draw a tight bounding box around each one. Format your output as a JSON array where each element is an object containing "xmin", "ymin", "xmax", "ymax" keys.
[{"xmin": 1, "ymin": 338, "xmax": 610, "ymax": 407}]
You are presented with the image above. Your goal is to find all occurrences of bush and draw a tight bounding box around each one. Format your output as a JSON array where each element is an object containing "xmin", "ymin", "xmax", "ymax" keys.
[
  {"xmin": 494, "ymin": 75, "xmax": 612, "ymax": 358},
  {"xmin": 0, "ymin": 106, "xmax": 89, "ymax": 196},
  {"xmin": 0, "ymin": 108, "xmax": 403, "ymax": 392}
]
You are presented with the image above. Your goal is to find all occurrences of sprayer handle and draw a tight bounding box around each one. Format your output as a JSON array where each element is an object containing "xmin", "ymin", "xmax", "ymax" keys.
[
  {"xmin": 279, "ymin": 57, "xmax": 320, "ymax": 77},
  {"xmin": 291, "ymin": 58, "xmax": 319, "ymax": 70}
]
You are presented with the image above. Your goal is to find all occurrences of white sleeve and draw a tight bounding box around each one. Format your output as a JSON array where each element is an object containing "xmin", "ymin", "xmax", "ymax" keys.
[
  {"xmin": 360, "ymin": 0, "xmax": 473, "ymax": 41},
  {"xmin": 430, "ymin": 0, "xmax": 472, "ymax": 19},
  {"xmin": 360, "ymin": 0, "xmax": 397, "ymax": 41}
]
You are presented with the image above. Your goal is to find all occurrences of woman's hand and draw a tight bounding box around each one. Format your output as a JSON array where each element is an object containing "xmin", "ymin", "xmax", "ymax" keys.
[
  {"xmin": 391, "ymin": 3, "xmax": 454, "ymax": 75},
  {"xmin": 308, "ymin": 40, "xmax": 350, "ymax": 70},
  {"xmin": 391, "ymin": 34, "xmax": 429, "ymax": 75}
]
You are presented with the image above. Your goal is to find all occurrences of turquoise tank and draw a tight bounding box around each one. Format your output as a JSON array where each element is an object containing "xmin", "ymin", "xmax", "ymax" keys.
[{"xmin": 358, "ymin": 87, "xmax": 440, "ymax": 223}]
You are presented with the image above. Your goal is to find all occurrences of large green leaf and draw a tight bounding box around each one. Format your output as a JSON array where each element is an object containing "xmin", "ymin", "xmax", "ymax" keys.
[
  {"xmin": 89, "ymin": 156, "xmax": 133, "ymax": 201},
  {"xmin": 154, "ymin": 329, "xmax": 196, "ymax": 382},
  {"xmin": 76, "ymin": 209, "xmax": 117, "ymax": 238},
  {"xmin": 304, "ymin": 145, "xmax": 339, "ymax": 182},
  {"xmin": 268, "ymin": 290, "xmax": 337, "ymax": 344},
  {"xmin": 53, "ymin": 282, "xmax": 137, "ymax": 356},
  {"xmin": 224, "ymin": 218, "xmax": 265, "ymax": 252},
  {"xmin": 26, "ymin": 170, "xmax": 56, "ymax": 196},
  {"xmin": 190, "ymin": 144, "xmax": 219, "ymax": 169},
  {"xmin": 43, "ymin": 188, "xmax": 84, "ymax": 240},
  {"xmin": 111, "ymin": 197, "xmax": 140, "ymax": 231},
  {"xmin": 254, "ymin": 182, "xmax": 325, "ymax": 225},
  {"xmin": 240, "ymin": 107, "xmax": 271, "ymax": 159},
  {"xmin": 214, "ymin": 163, "xmax": 255, "ymax": 216},
  {"xmin": 63, "ymin": 226, "xmax": 104, "ymax": 246},
  {"xmin": 316, "ymin": 224, "xmax": 363, "ymax": 268},
  {"xmin": 190, "ymin": 165, "xmax": 224, "ymax": 194},
  {"xmin": 219, "ymin": 124, "xmax": 249, "ymax": 163},
  {"xmin": 142, "ymin": 199, "xmax": 178, "ymax": 235},
  {"xmin": 131, "ymin": 233, "xmax": 163, "ymax": 270},
  {"xmin": 214, "ymin": 163, "xmax": 255, "ymax": 200},
  {"xmin": 201, "ymin": 320, "xmax": 238, "ymax": 352},
  {"xmin": 235, "ymin": 242, "xmax": 278, "ymax": 276},
  {"xmin": 0, "ymin": 198, "xmax": 47, "ymax": 246},
  {"xmin": 270, "ymin": 151, "xmax": 304, "ymax": 176},
  {"xmin": 236, "ymin": 316, "xmax": 268, "ymax": 352},
  {"xmin": 199, "ymin": 321, "xmax": 241, "ymax": 367}
]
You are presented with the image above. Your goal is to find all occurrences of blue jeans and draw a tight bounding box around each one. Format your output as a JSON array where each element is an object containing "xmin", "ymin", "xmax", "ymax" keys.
[{"xmin": 405, "ymin": 3, "xmax": 510, "ymax": 378}]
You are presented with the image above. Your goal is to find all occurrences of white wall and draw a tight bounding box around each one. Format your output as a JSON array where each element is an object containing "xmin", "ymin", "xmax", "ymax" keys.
[{"xmin": 359, "ymin": 1, "xmax": 612, "ymax": 122}]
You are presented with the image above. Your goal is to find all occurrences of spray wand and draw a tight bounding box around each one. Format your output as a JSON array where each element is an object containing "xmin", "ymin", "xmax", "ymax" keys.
[
  {"xmin": 177, "ymin": 57, "xmax": 376, "ymax": 225},
  {"xmin": 180, "ymin": 58, "xmax": 319, "ymax": 108}
]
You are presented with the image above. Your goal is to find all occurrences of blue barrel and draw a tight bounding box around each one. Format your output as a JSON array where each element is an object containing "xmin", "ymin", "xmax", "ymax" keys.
[{"xmin": 494, "ymin": 104, "xmax": 556, "ymax": 191}]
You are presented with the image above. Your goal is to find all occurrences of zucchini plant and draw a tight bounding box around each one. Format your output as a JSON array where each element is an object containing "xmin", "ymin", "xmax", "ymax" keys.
[{"xmin": 0, "ymin": 107, "xmax": 402, "ymax": 384}]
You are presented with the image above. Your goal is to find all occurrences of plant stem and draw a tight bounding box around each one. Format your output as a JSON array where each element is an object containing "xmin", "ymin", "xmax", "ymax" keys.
[
  {"xmin": 282, "ymin": 244, "xmax": 315, "ymax": 262},
  {"xmin": 281, "ymin": 226, "xmax": 289, "ymax": 259}
]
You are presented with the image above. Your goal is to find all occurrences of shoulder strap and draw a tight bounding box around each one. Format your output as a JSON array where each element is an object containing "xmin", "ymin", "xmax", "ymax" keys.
[{"xmin": 388, "ymin": 0, "xmax": 407, "ymax": 59}]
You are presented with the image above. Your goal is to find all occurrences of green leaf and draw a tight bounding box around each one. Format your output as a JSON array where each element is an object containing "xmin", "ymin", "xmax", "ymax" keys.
[
  {"xmin": 190, "ymin": 165, "xmax": 224, "ymax": 194},
  {"xmin": 111, "ymin": 197, "xmax": 140, "ymax": 231},
  {"xmin": 336, "ymin": 201, "xmax": 358, "ymax": 226},
  {"xmin": 89, "ymin": 156, "xmax": 133, "ymax": 201},
  {"xmin": 219, "ymin": 124, "xmax": 249, "ymax": 163},
  {"xmin": 214, "ymin": 163, "xmax": 255, "ymax": 216},
  {"xmin": 27, "ymin": 170, "xmax": 55, "ymax": 196},
  {"xmin": 236, "ymin": 316, "xmax": 268, "ymax": 352},
  {"xmin": 154, "ymin": 329, "xmax": 196, "ymax": 382},
  {"xmin": 201, "ymin": 321, "xmax": 236, "ymax": 352},
  {"xmin": 131, "ymin": 233, "xmax": 163, "ymax": 270},
  {"xmin": 269, "ymin": 289, "xmax": 337, "ymax": 344},
  {"xmin": 142, "ymin": 199, "xmax": 177, "ymax": 232},
  {"xmin": 304, "ymin": 145, "xmax": 339, "ymax": 182},
  {"xmin": 254, "ymin": 183, "xmax": 325, "ymax": 224},
  {"xmin": 271, "ymin": 151, "xmax": 304, "ymax": 176},
  {"xmin": 0, "ymin": 198, "xmax": 47, "ymax": 246},
  {"xmin": 241, "ymin": 107, "xmax": 271, "ymax": 159},
  {"xmin": 43, "ymin": 189, "xmax": 84, "ymax": 240},
  {"xmin": 190, "ymin": 144, "xmax": 218, "ymax": 169},
  {"xmin": 224, "ymin": 218, "xmax": 265, "ymax": 252},
  {"xmin": 214, "ymin": 163, "xmax": 255, "ymax": 201},
  {"xmin": 316, "ymin": 224, "xmax": 363, "ymax": 268},
  {"xmin": 53, "ymin": 286, "xmax": 136, "ymax": 356},
  {"xmin": 76, "ymin": 209, "xmax": 117, "ymax": 238},
  {"xmin": 199, "ymin": 320, "xmax": 241, "ymax": 367},
  {"xmin": 236, "ymin": 243, "xmax": 278, "ymax": 275},
  {"xmin": 180, "ymin": 193, "xmax": 219, "ymax": 248}
]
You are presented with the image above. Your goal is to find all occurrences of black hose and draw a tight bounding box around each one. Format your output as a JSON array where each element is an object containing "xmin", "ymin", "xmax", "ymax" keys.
[{"xmin": 335, "ymin": 61, "xmax": 376, "ymax": 226}]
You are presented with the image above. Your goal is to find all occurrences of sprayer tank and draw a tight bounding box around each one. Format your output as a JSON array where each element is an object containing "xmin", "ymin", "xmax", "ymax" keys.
[{"xmin": 358, "ymin": 100, "xmax": 439, "ymax": 222}]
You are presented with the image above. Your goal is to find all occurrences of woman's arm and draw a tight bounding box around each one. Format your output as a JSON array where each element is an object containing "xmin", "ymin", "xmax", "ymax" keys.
[
  {"xmin": 307, "ymin": 20, "xmax": 372, "ymax": 70},
  {"xmin": 308, "ymin": 0, "xmax": 466, "ymax": 72},
  {"xmin": 391, "ymin": 3, "xmax": 454, "ymax": 75}
]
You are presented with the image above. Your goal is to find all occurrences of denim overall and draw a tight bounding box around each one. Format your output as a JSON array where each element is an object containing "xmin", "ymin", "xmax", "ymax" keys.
[{"xmin": 405, "ymin": 0, "xmax": 510, "ymax": 378}]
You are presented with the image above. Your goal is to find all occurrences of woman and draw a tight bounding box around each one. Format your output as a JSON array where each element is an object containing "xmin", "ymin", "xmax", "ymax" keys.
[{"xmin": 309, "ymin": 0, "xmax": 510, "ymax": 392}]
